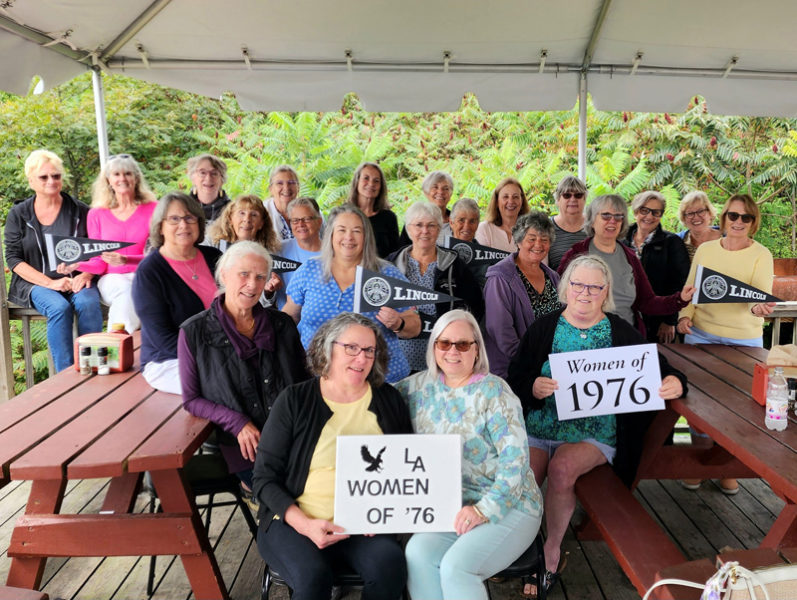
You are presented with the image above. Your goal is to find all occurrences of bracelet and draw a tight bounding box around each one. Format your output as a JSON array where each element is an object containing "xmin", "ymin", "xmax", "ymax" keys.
[
  {"xmin": 471, "ymin": 505, "xmax": 488, "ymax": 523},
  {"xmin": 393, "ymin": 317, "xmax": 405, "ymax": 333}
]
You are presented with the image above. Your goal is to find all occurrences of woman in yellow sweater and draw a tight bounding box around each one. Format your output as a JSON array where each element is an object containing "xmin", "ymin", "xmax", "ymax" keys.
[{"xmin": 677, "ymin": 194, "xmax": 775, "ymax": 346}]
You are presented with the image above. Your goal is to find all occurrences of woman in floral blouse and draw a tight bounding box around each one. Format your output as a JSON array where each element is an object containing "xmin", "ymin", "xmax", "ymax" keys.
[{"xmin": 396, "ymin": 309, "xmax": 542, "ymax": 600}]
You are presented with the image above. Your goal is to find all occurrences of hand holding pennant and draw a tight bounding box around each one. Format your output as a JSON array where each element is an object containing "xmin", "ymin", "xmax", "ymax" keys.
[
  {"xmin": 270, "ymin": 254, "xmax": 302, "ymax": 274},
  {"xmin": 692, "ymin": 265, "xmax": 782, "ymax": 304},
  {"xmin": 45, "ymin": 234, "xmax": 135, "ymax": 271},
  {"xmin": 353, "ymin": 266, "xmax": 461, "ymax": 313},
  {"xmin": 442, "ymin": 236, "xmax": 510, "ymax": 267}
]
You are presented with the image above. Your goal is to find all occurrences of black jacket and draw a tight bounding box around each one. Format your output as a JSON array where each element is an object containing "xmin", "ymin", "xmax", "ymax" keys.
[
  {"xmin": 4, "ymin": 192, "xmax": 90, "ymax": 306},
  {"xmin": 252, "ymin": 378, "xmax": 413, "ymax": 526},
  {"xmin": 507, "ymin": 308, "xmax": 688, "ymax": 486},
  {"xmin": 387, "ymin": 245, "xmax": 485, "ymax": 322},
  {"xmin": 180, "ymin": 300, "xmax": 310, "ymax": 445},
  {"xmin": 622, "ymin": 224, "xmax": 690, "ymax": 337}
]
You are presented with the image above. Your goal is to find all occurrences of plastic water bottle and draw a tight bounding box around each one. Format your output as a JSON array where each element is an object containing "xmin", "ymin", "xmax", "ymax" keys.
[{"xmin": 765, "ymin": 367, "xmax": 789, "ymax": 431}]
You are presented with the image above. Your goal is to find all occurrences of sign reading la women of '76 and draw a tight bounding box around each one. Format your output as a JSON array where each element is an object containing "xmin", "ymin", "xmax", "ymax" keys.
[
  {"xmin": 548, "ymin": 343, "xmax": 664, "ymax": 421},
  {"xmin": 334, "ymin": 434, "xmax": 461, "ymax": 534}
]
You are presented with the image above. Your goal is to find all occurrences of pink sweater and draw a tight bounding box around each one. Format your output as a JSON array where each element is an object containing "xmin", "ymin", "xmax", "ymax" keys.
[{"xmin": 77, "ymin": 202, "xmax": 157, "ymax": 275}]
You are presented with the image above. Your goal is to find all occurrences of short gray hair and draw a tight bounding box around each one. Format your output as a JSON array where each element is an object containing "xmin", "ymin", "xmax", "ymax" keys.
[
  {"xmin": 631, "ymin": 190, "xmax": 666, "ymax": 214},
  {"xmin": 307, "ymin": 312, "xmax": 389, "ymax": 387},
  {"xmin": 583, "ymin": 194, "xmax": 629, "ymax": 237},
  {"xmin": 679, "ymin": 191, "xmax": 717, "ymax": 224},
  {"xmin": 287, "ymin": 197, "xmax": 321, "ymax": 218},
  {"xmin": 320, "ymin": 205, "xmax": 384, "ymax": 281},
  {"xmin": 148, "ymin": 192, "xmax": 206, "ymax": 249},
  {"xmin": 214, "ymin": 240, "xmax": 273, "ymax": 290},
  {"xmin": 450, "ymin": 197, "xmax": 480, "ymax": 220},
  {"xmin": 404, "ymin": 201, "xmax": 443, "ymax": 231},
  {"xmin": 421, "ymin": 171, "xmax": 454, "ymax": 195},
  {"xmin": 558, "ymin": 254, "xmax": 615, "ymax": 313},
  {"xmin": 269, "ymin": 164, "xmax": 300, "ymax": 187},
  {"xmin": 512, "ymin": 211, "xmax": 555, "ymax": 245},
  {"xmin": 425, "ymin": 309, "xmax": 489, "ymax": 378},
  {"xmin": 187, "ymin": 154, "xmax": 228, "ymax": 184}
]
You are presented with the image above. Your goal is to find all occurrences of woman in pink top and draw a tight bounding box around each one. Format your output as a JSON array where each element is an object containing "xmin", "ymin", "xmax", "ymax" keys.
[{"xmin": 59, "ymin": 154, "xmax": 156, "ymax": 332}]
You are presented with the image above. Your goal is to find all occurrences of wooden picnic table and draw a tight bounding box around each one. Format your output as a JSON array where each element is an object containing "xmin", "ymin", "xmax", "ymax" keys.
[
  {"xmin": 575, "ymin": 343, "xmax": 797, "ymax": 597},
  {"xmin": 0, "ymin": 333, "xmax": 229, "ymax": 600}
]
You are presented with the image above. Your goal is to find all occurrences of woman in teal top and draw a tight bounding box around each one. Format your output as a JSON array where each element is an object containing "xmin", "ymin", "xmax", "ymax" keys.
[
  {"xmin": 508, "ymin": 255, "xmax": 687, "ymax": 597},
  {"xmin": 396, "ymin": 309, "xmax": 542, "ymax": 600}
]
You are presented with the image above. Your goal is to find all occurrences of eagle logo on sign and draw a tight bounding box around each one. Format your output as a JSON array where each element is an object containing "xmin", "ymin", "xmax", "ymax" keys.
[
  {"xmin": 452, "ymin": 242, "xmax": 473, "ymax": 264},
  {"xmin": 702, "ymin": 275, "xmax": 727, "ymax": 300},
  {"xmin": 361, "ymin": 445, "xmax": 386, "ymax": 472},
  {"xmin": 363, "ymin": 276, "xmax": 391, "ymax": 307},
  {"xmin": 55, "ymin": 239, "xmax": 81, "ymax": 263}
]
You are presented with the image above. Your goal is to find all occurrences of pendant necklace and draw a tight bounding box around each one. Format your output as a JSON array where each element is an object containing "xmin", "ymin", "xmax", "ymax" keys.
[{"xmin": 186, "ymin": 256, "xmax": 199, "ymax": 280}]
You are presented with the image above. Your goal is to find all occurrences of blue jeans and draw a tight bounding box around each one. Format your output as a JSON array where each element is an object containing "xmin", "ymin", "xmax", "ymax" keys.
[
  {"xmin": 405, "ymin": 507, "xmax": 541, "ymax": 600},
  {"xmin": 29, "ymin": 285, "xmax": 103, "ymax": 372},
  {"xmin": 257, "ymin": 517, "xmax": 406, "ymax": 600}
]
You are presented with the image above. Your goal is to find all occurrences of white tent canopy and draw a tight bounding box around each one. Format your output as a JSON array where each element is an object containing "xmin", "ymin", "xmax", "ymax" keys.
[{"xmin": 3, "ymin": 0, "xmax": 797, "ymax": 115}]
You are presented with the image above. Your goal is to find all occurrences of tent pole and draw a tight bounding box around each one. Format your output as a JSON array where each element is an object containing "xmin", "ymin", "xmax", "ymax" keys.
[
  {"xmin": 578, "ymin": 72, "xmax": 587, "ymax": 181},
  {"xmin": 91, "ymin": 67, "xmax": 110, "ymax": 166}
]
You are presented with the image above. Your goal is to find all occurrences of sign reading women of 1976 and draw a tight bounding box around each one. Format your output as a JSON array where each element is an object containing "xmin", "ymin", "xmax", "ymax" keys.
[
  {"xmin": 334, "ymin": 434, "xmax": 461, "ymax": 534},
  {"xmin": 548, "ymin": 344, "xmax": 664, "ymax": 421}
]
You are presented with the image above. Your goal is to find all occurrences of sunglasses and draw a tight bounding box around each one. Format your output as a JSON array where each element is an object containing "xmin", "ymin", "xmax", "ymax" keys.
[
  {"xmin": 637, "ymin": 207, "xmax": 663, "ymax": 218},
  {"xmin": 726, "ymin": 211, "xmax": 754, "ymax": 224},
  {"xmin": 599, "ymin": 212, "xmax": 625, "ymax": 222},
  {"xmin": 434, "ymin": 339, "xmax": 476, "ymax": 352},
  {"xmin": 37, "ymin": 173, "xmax": 62, "ymax": 181},
  {"xmin": 560, "ymin": 192, "xmax": 585, "ymax": 200},
  {"xmin": 333, "ymin": 341, "xmax": 376, "ymax": 358}
]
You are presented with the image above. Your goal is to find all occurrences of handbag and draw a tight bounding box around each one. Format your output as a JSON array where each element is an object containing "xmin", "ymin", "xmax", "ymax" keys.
[{"xmin": 643, "ymin": 560, "xmax": 797, "ymax": 600}]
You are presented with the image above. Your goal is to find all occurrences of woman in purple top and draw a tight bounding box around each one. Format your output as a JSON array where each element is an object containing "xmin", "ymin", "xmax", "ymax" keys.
[{"xmin": 179, "ymin": 241, "xmax": 309, "ymax": 487}]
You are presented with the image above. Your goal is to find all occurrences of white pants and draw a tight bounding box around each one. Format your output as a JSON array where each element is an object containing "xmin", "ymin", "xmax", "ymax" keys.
[
  {"xmin": 97, "ymin": 272, "xmax": 141, "ymax": 333},
  {"xmin": 142, "ymin": 359, "xmax": 182, "ymax": 395}
]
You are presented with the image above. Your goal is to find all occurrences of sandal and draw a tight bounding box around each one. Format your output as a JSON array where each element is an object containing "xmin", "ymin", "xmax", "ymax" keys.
[{"xmin": 523, "ymin": 552, "xmax": 568, "ymax": 599}]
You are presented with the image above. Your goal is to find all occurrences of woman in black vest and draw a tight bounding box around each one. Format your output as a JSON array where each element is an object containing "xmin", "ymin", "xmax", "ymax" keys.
[{"xmin": 178, "ymin": 241, "xmax": 309, "ymax": 489}]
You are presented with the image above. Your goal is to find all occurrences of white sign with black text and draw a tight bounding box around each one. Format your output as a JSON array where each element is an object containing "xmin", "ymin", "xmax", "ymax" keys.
[
  {"xmin": 549, "ymin": 343, "xmax": 664, "ymax": 421},
  {"xmin": 334, "ymin": 434, "xmax": 461, "ymax": 534}
]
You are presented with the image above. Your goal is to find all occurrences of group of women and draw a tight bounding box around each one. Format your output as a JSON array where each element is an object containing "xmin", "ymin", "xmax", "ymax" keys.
[{"xmin": 5, "ymin": 149, "xmax": 777, "ymax": 600}]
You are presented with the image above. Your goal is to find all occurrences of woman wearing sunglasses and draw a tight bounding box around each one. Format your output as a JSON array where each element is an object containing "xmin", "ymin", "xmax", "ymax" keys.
[
  {"xmin": 4, "ymin": 150, "xmax": 103, "ymax": 371},
  {"xmin": 508, "ymin": 255, "xmax": 687, "ymax": 597},
  {"xmin": 622, "ymin": 191, "xmax": 690, "ymax": 343},
  {"xmin": 547, "ymin": 175, "xmax": 589, "ymax": 271},
  {"xmin": 396, "ymin": 310, "xmax": 542, "ymax": 600},
  {"xmin": 677, "ymin": 194, "xmax": 775, "ymax": 345},
  {"xmin": 558, "ymin": 194, "xmax": 694, "ymax": 337}
]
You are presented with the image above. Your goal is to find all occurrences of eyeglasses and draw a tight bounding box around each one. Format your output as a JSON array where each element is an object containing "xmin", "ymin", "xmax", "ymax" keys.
[
  {"xmin": 637, "ymin": 207, "xmax": 663, "ymax": 218},
  {"xmin": 434, "ymin": 339, "xmax": 476, "ymax": 352},
  {"xmin": 37, "ymin": 173, "xmax": 62, "ymax": 181},
  {"xmin": 560, "ymin": 192, "xmax": 585, "ymax": 200},
  {"xmin": 165, "ymin": 215, "xmax": 199, "ymax": 225},
  {"xmin": 272, "ymin": 180, "xmax": 298, "ymax": 187},
  {"xmin": 289, "ymin": 216, "xmax": 319, "ymax": 226},
  {"xmin": 726, "ymin": 211, "xmax": 754, "ymax": 224},
  {"xmin": 569, "ymin": 280, "xmax": 606, "ymax": 296},
  {"xmin": 599, "ymin": 212, "xmax": 625, "ymax": 222},
  {"xmin": 410, "ymin": 222, "xmax": 440, "ymax": 231},
  {"xmin": 196, "ymin": 169, "xmax": 221, "ymax": 179},
  {"xmin": 684, "ymin": 208, "xmax": 708, "ymax": 219},
  {"xmin": 333, "ymin": 341, "xmax": 376, "ymax": 358}
]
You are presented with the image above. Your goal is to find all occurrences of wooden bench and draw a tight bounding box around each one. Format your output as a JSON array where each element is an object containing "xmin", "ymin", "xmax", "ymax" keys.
[
  {"xmin": 0, "ymin": 586, "xmax": 48, "ymax": 600},
  {"xmin": 574, "ymin": 464, "xmax": 687, "ymax": 596}
]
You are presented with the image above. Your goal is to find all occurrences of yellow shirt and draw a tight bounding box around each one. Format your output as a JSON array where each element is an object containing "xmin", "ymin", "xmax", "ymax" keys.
[
  {"xmin": 679, "ymin": 239, "xmax": 773, "ymax": 340},
  {"xmin": 296, "ymin": 386, "xmax": 383, "ymax": 520}
]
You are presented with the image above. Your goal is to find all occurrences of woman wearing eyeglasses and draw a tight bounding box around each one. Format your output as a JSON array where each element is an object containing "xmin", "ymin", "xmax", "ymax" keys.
[
  {"xmin": 396, "ymin": 310, "xmax": 542, "ymax": 600},
  {"xmin": 622, "ymin": 191, "xmax": 690, "ymax": 344},
  {"xmin": 677, "ymin": 194, "xmax": 775, "ymax": 346},
  {"xmin": 676, "ymin": 191, "xmax": 722, "ymax": 262},
  {"xmin": 187, "ymin": 154, "xmax": 230, "ymax": 224},
  {"xmin": 4, "ymin": 150, "xmax": 103, "ymax": 372},
  {"xmin": 132, "ymin": 193, "xmax": 222, "ymax": 394},
  {"xmin": 558, "ymin": 194, "xmax": 694, "ymax": 337},
  {"xmin": 273, "ymin": 197, "xmax": 323, "ymax": 309},
  {"xmin": 547, "ymin": 175, "xmax": 589, "ymax": 271},
  {"xmin": 508, "ymin": 255, "xmax": 687, "ymax": 597},
  {"xmin": 254, "ymin": 312, "xmax": 412, "ymax": 600}
]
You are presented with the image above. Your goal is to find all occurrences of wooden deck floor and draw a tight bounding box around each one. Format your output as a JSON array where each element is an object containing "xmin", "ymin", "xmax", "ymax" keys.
[{"xmin": 0, "ymin": 473, "xmax": 782, "ymax": 600}]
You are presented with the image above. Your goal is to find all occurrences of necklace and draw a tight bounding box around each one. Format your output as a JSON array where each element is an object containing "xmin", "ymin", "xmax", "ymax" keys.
[{"xmin": 187, "ymin": 257, "xmax": 199, "ymax": 280}]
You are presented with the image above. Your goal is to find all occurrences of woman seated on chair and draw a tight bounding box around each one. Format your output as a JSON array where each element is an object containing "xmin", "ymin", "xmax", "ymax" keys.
[
  {"xmin": 178, "ymin": 241, "xmax": 310, "ymax": 490},
  {"xmin": 395, "ymin": 309, "xmax": 542, "ymax": 600},
  {"xmin": 253, "ymin": 312, "xmax": 412, "ymax": 600},
  {"xmin": 507, "ymin": 255, "xmax": 688, "ymax": 597}
]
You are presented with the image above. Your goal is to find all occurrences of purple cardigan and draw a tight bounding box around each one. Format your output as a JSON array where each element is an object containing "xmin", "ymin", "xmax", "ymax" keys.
[
  {"xmin": 483, "ymin": 253, "xmax": 560, "ymax": 378},
  {"xmin": 558, "ymin": 237, "xmax": 688, "ymax": 336}
]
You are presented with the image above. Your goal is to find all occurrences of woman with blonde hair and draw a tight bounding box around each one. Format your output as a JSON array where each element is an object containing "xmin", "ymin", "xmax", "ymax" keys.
[
  {"xmin": 58, "ymin": 153, "xmax": 156, "ymax": 332},
  {"xmin": 207, "ymin": 194, "xmax": 281, "ymax": 254}
]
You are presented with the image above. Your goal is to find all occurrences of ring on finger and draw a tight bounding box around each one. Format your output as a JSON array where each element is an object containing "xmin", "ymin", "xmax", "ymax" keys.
[{"xmin": 464, "ymin": 518, "xmax": 471, "ymax": 525}]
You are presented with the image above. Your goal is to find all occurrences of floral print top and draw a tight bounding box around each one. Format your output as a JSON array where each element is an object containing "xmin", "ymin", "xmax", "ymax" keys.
[{"xmin": 395, "ymin": 371, "xmax": 543, "ymax": 523}]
